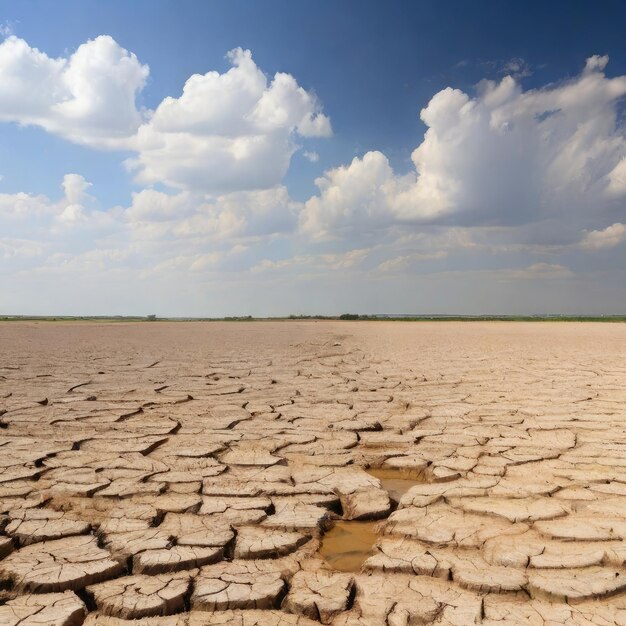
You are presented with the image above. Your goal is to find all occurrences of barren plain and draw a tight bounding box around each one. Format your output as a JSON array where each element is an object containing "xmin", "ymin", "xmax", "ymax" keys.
[{"xmin": 1, "ymin": 320, "xmax": 626, "ymax": 625}]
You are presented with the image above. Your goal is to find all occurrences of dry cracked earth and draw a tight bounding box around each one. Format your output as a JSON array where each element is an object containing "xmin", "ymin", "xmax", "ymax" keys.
[{"xmin": 1, "ymin": 320, "xmax": 626, "ymax": 625}]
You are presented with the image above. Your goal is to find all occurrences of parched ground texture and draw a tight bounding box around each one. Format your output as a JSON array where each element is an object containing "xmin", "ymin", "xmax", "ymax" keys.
[{"xmin": 1, "ymin": 320, "xmax": 626, "ymax": 625}]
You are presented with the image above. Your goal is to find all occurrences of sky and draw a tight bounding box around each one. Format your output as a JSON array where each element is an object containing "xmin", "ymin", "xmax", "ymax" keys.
[{"xmin": 1, "ymin": 0, "xmax": 626, "ymax": 316}]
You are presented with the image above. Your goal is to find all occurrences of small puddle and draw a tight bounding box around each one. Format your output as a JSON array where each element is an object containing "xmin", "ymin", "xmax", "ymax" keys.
[
  {"xmin": 319, "ymin": 467, "xmax": 425, "ymax": 572},
  {"xmin": 319, "ymin": 520, "xmax": 380, "ymax": 572},
  {"xmin": 367, "ymin": 467, "xmax": 425, "ymax": 503}
]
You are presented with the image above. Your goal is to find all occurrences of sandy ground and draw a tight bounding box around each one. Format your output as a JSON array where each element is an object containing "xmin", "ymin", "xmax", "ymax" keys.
[{"xmin": 1, "ymin": 321, "xmax": 626, "ymax": 624}]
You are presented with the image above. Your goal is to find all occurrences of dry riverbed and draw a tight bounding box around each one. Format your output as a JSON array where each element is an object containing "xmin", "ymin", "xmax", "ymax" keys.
[{"xmin": 1, "ymin": 320, "xmax": 626, "ymax": 624}]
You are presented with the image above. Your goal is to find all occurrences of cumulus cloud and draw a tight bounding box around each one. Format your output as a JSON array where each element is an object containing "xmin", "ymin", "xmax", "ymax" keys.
[
  {"xmin": 504, "ymin": 263, "xmax": 573, "ymax": 280},
  {"xmin": 40, "ymin": 248, "xmax": 131, "ymax": 273},
  {"xmin": 0, "ymin": 22, "xmax": 14, "ymax": 38},
  {"xmin": 0, "ymin": 172, "xmax": 305, "ymax": 285},
  {"xmin": 606, "ymin": 157, "xmax": 626, "ymax": 196},
  {"xmin": 584, "ymin": 54, "xmax": 609, "ymax": 73},
  {"xmin": 0, "ymin": 174, "xmax": 120, "ymax": 240},
  {"xmin": 126, "ymin": 185, "xmax": 301, "ymax": 241},
  {"xmin": 0, "ymin": 172, "xmax": 132, "ymax": 303},
  {"xmin": 377, "ymin": 250, "xmax": 447, "ymax": 272},
  {"xmin": 3, "ymin": 176, "xmax": 299, "ymax": 281},
  {"xmin": 127, "ymin": 48, "xmax": 331, "ymax": 193},
  {"xmin": 0, "ymin": 35, "xmax": 148, "ymax": 147},
  {"xmin": 252, "ymin": 248, "xmax": 370, "ymax": 273},
  {"xmin": 579, "ymin": 223, "xmax": 626, "ymax": 250},
  {"xmin": 301, "ymin": 151, "xmax": 401, "ymax": 238},
  {"xmin": 62, "ymin": 173, "xmax": 92, "ymax": 205},
  {"xmin": 0, "ymin": 38, "xmax": 331, "ymax": 195},
  {"xmin": 500, "ymin": 57, "xmax": 532, "ymax": 79},
  {"xmin": 0, "ymin": 238, "xmax": 44, "ymax": 259},
  {"xmin": 301, "ymin": 55, "xmax": 626, "ymax": 238}
]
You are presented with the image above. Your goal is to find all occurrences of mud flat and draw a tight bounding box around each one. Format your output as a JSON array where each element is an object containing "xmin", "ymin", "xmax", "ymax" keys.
[{"xmin": 2, "ymin": 320, "xmax": 626, "ymax": 624}]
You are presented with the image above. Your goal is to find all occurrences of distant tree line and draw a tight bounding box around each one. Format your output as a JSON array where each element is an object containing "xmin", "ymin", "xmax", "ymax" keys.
[{"xmin": 339, "ymin": 313, "xmax": 374, "ymax": 320}]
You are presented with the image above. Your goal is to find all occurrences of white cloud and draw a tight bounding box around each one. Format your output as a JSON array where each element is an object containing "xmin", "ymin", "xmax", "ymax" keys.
[
  {"xmin": 2, "ymin": 43, "xmax": 626, "ymax": 316},
  {"xmin": 62, "ymin": 173, "xmax": 92, "ymax": 205},
  {"xmin": 0, "ymin": 174, "xmax": 122, "ymax": 249},
  {"xmin": 126, "ymin": 189, "xmax": 194, "ymax": 224},
  {"xmin": 247, "ymin": 67, "xmax": 331, "ymax": 137},
  {"xmin": 320, "ymin": 248, "xmax": 370, "ymax": 269},
  {"xmin": 377, "ymin": 250, "xmax": 447, "ymax": 272},
  {"xmin": 301, "ymin": 55, "xmax": 626, "ymax": 238},
  {"xmin": 0, "ymin": 35, "xmax": 148, "ymax": 147},
  {"xmin": 0, "ymin": 238, "xmax": 44, "ymax": 259},
  {"xmin": 579, "ymin": 223, "xmax": 626, "ymax": 250},
  {"xmin": 0, "ymin": 38, "xmax": 331, "ymax": 195},
  {"xmin": 0, "ymin": 173, "xmax": 303, "ymax": 287},
  {"xmin": 301, "ymin": 151, "xmax": 401, "ymax": 238},
  {"xmin": 252, "ymin": 248, "xmax": 370, "ymax": 273},
  {"xmin": 189, "ymin": 252, "xmax": 222, "ymax": 272},
  {"xmin": 503, "ymin": 263, "xmax": 573, "ymax": 280},
  {"xmin": 127, "ymin": 48, "xmax": 331, "ymax": 193},
  {"xmin": 584, "ymin": 54, "xmax": 609, "ymax": 73},
  {"xmin": 126, "ymin": 185, "xmax": 301, "ymax": 241},
  {"xmin": 0, "ymin": 22, "xmax": 14, "ymax": 38},
  {"xmin": 500, "ymin": 57, "xmax": 532, "ymax": 79},
  {"xmin": 0, "ymin": 189, "xmax": 55, "ymax": 221},
  {"xmin": 606, "ymin": 157, "xmax": 626, "ymax": 196},
  {"xmin": 40, "ymin": 248, "xmax": 131, "ymax": 273},
  {"xmin": 57, "ymin": 203, "xmax": 87, "ymax": 225}
]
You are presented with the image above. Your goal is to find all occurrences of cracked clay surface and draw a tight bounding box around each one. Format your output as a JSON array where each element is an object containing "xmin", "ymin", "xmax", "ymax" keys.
[{"xmin": 1, "ymin": 320, "xmax": 626, "ymax": 624}]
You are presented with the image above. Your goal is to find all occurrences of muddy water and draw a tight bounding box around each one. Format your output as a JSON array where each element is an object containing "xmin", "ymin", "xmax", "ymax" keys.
[
  {"xmin": 319, "ymin": 468, "xmax": 424, "ymax": 572},
  {"xmin": 367, "ymin": 467, "xmax": 425, "ymax": 502},
  {"xmin": 319, "ymin": 520, "xmax": 380, "ymax": 572}
]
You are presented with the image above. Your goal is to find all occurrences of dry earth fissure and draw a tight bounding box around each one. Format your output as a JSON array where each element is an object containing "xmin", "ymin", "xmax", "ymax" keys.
[{"xmin": 1, "ymin": 320, "xmax": 626, "ymax": 624}]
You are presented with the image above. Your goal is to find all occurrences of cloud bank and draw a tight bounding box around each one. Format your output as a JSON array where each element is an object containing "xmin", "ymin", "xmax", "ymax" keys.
[
  {"xmin": 301, "ymin": 54, "xmax": 626, "ymax": 242},
  {"xmin": 1, "ymin": 35, "xmax": 626, "ymax": 315},
  {"xmin": 0, "ymin": 37, "xmax": 331, "ymax": 194}
]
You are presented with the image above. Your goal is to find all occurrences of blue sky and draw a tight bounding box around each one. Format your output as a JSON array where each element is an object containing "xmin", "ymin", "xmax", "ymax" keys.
[{"xmin": 1, "ymin": 1, "xmax": 626, "ymax": 315}]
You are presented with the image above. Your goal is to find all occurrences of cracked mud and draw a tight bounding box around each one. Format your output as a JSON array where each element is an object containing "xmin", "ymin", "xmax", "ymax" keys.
[{"xmin": 2, "ymin": 320, "xmax": 626, "ymax": 624}]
